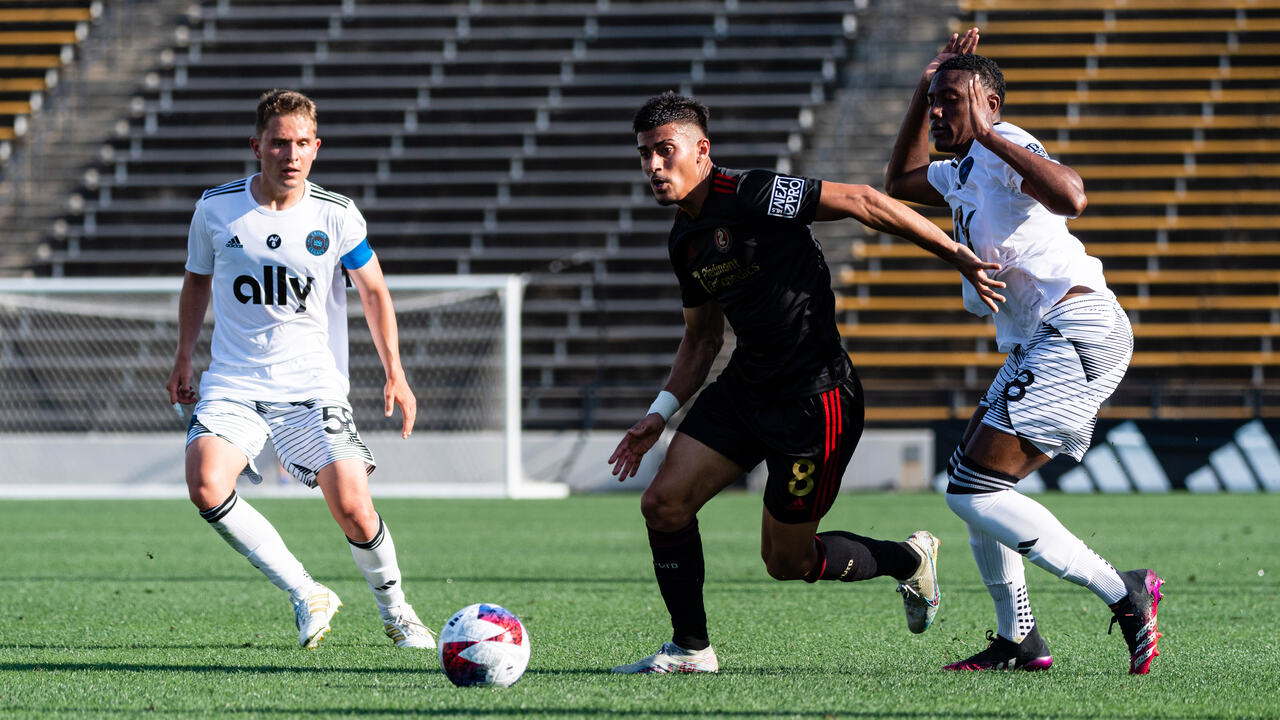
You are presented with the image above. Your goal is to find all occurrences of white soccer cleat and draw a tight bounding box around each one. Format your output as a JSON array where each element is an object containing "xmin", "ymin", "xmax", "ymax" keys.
[
  {"xmin": 382, "ymin": 603, "xmax": 436, "ymax": 649},
  {"xmin": 611, "ymin": 641, "xmax": 719, "ymax": 674},
  {"xmin": 897, "ymin": 530, "xmax": 941, "ymax": 634},
  {"xmin": 294, "ymin": 584, "xmax": 342, "ymax": 649}
]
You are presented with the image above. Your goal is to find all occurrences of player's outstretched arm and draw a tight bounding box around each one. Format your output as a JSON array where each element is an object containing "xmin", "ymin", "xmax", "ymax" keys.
[
  {"xmin": 884, "ymin": 28, "xmax": 979, "ymax": 205},
  {"xmin": 166, "ymin": 271, "xmax": 211, "ymax": 406},
  {"xmin": 816, "ymin": 182, "xmax": 1006, "ymax": 312},
  {"xmin": 963, "ymin": 75, "xmax": 1088, "ymax": 217},
  {"xmin": 609, "ymin": 302, "xmax": 724, "ymax": 480},
  {"xmin": 349, "ymin": 255, "xmax": 417, "ymax": 438}
]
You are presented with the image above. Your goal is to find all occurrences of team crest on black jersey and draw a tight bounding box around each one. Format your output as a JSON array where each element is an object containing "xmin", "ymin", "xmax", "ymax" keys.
[
  {"xmin": 714, "ymin": 228, "xmax": 732, "ymax": 253},
  {"xmin": 305, "ymin": 230, "xmax": 329, "ymax": 256},
  {"xmin": 266, "ymin": 234, "xmax": 282, "ymax": 250}
]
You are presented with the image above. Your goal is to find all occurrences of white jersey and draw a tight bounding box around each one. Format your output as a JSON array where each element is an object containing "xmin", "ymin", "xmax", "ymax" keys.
[
  {"xmin": 927, "ymin": 122, "xmax": 1110, "ymax": 352},
  {"xmin": 185, "ymin": 175, "xmax": 373, "ymax": 400}
]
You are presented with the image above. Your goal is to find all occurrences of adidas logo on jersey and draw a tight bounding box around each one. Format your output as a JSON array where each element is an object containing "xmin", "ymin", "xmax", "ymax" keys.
[{"xmin": 225, "ymin": 236, "xmax": 243, "ymax": 248}]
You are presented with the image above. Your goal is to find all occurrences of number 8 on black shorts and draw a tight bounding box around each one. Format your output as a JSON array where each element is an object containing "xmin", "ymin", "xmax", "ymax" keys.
[{"xmin": 677, "ymin": 372, "xmax": 865, "ymax": 524}]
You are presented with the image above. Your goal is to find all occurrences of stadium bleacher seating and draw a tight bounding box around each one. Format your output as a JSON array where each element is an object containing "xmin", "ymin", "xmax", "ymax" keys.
[
  {"xmin": 0, "ymin": 3, "xmax": 98, "ymax": 168},
  {"xmin": 45, "ymin": 0, "xmax": 858, "ymax": 428},
  {"xmin": 13, "ymin": 0, "xmax": 1278, "ymax": 430},
  {"xmin": 835, "ymin": 0, "xmax": 1280, "ymax": 422}
]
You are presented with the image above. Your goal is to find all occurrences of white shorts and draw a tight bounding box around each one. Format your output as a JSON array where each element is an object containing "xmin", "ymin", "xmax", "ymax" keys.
[
  {"xmin": 979, "ymin": 294, "xmax": 1133, "ymax": 461},
  {"xmin": 186, "ymin": 397, "xmax": 376, "ymax": 488}
]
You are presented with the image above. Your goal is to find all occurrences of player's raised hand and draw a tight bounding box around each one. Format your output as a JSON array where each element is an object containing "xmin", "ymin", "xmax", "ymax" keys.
[
  {"xmin": 384, "ymin": 374, "xmax": 417, "ymax": 439},
  {"xmin": 965, "ymin": 74, "xmax": 998, "ymax": 145},
  {"xmin": 608, "ymin": 413, "xmax": 665, "ymax": 480},
  {"xmin": 951, "ymin": 242, "xmax": 1005, "ymax": 312},
  {"xmin": 924, "ymin": 27, "xmax": 979, "ymax": 81}
]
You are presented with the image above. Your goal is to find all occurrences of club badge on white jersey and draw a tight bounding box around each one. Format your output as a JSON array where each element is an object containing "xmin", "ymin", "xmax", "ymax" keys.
[{"xmin": 186, "ymin": 175, "xmax": 372, "ymax": 400}]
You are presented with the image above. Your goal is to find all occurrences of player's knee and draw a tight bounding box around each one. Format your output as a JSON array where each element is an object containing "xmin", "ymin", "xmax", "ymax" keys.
[
  {"xmin": 946, "ymin": 488, "xmax": 1003, "ymax": 527},
  {"xmin": 944, "ymin": 450, "xmax": 1012, "ymax": 523},
  {"xmin": 185, "ymin": 476, "xmax": 225, "ymax": 512},
  {"xmin": 639, "ymin": 486, "xmax": 693, "ymax": 533},
  {"xmin": 944, "ymin": 489, "xmax": 975, "ymax": 520},
  {"xmin": 335, "ymin": 502, "xmax": 379, "ymax": 540},
  {"xmin": 187, "ymin": 488, "xmax": 219, "ymax": 512}
]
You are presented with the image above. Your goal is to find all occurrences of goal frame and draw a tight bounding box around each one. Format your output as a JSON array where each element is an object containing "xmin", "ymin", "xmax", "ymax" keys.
[{"xmin": 0, "ymin": 274, "xmax": 566, "ymax": 499}]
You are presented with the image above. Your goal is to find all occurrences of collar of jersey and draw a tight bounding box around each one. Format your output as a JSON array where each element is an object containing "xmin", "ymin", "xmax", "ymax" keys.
[{"xmin": 250, "ymin": 174, "xmax": 311, "ymax": 217}]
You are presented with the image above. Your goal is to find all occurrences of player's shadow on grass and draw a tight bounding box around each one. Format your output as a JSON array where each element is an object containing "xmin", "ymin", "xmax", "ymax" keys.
[
  {"xmin": 2, "ymin": 661, "xmax": 944, "ymax": 679},
  {"xmin": 0, "ymin": 573, "xmax": 1228, "ymax": 592},
  {"xmin": 0, "ymin": 575, "xmax": 787, "ymax": 586},
  {"xmin": 0, "ymin": 706, "xmax": 1088, "ymax": 718}
]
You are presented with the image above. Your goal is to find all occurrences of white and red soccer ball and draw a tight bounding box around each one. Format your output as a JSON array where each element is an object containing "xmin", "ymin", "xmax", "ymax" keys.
[{"xmin": 438, "ymin": 603, "xmax": 530, "ymax": 687}]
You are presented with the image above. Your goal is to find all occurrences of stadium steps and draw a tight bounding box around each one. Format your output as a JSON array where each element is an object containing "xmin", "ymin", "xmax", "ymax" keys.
[
  {"xmin": 0, "ymin": 0, "xmax": 191, "ymax": 275},
  {"xmin": 11, "ymin": 0, "xmax": 863, "ymax": 427},
  {"xmin": 0, "ymin": 3, "xmax": 97, "ymax": 169}
]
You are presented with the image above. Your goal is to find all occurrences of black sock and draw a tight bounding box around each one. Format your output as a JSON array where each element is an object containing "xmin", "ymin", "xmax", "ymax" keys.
[
  {"xmin": 805, "ymin": 531, "xmax": 919, "ymax": 582},
  {"xmin": 648, "ymin": 519, "xmax": 709, "ymax": 651}
]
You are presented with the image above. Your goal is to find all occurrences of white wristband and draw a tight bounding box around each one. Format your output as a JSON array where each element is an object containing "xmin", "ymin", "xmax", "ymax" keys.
[{"xmin": 646, "ymin": 390, "xmax": 681, "ymax": 423}]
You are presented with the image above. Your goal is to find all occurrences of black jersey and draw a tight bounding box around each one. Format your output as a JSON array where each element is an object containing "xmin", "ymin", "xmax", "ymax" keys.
[{"xmin": 668, "ymin": 165, "xmax": 848, "ymax": 399}]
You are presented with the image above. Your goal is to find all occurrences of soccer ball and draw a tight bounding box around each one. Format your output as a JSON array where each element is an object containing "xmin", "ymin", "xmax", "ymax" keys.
[{"xmin": 438, "ymin": 603, "xmax": 530, "ymax": 687}]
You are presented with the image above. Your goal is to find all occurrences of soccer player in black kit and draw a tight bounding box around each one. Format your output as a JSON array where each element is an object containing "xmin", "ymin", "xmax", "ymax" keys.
[{"xmin": 609, "ymin": 92, "xmax": 1008, "ymax": 673}]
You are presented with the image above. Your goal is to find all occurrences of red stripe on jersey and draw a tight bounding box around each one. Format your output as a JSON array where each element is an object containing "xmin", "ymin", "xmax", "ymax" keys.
[
  {"xmin": 814, "ymin": 388, "xmax": 842, "ymax": 521},
  {"xmin": 811, "ymin": 390, "xmax": 830, "ymax": 521},
  {"xmin": 827, "ymin": 389, "xmax": 844, "ymax": 513},
  {"xmin": 822, "ymin": 390, "xmax": 834, "ymax": 461},
  {"xmin": 714, "ymin": 172, "xmax": 737, "ymax": 183}
]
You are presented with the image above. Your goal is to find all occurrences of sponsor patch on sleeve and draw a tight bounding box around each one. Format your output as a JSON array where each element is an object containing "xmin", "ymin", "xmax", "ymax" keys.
[
  {"xmin": 1024, "ymin": 142, "xmax": 1048, "ymax": 158},
  {"xmin": 767, "ymin": 175, "xmax": 806, "ymax": 219}
]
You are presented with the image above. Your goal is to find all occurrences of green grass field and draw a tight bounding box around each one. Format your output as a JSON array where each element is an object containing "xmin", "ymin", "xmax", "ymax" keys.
[{"xmin": 1, "ymin": 492, "xmax": 1276, "ymax": 719}]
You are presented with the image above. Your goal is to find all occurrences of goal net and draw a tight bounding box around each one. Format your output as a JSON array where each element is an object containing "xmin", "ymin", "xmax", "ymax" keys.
[{"xmin": 0, "ymin": 275, "xmax": 566, "ymax": 498}]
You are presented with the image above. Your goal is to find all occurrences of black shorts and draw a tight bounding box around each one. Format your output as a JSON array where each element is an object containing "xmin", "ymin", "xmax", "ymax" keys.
[{"xmin": 677, "ymin": 371, "xmax": 865, "ymax": 524}]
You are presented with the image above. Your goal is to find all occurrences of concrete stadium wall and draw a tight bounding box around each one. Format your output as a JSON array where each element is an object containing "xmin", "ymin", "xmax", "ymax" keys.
[{"xmin": 0, "ymin": 429, "xmax": 933, "ymax": 499}]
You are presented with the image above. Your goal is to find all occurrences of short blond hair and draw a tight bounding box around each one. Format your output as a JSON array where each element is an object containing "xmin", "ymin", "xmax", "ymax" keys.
[{"xmin": 255, "ymin": 89, "xmax": 317, "ymax": 136}]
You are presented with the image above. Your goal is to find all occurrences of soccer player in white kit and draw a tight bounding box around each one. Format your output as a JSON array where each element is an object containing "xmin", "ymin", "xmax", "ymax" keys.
[
  {"xmin": 165, "ymin": 89, "xmax": 434, "ymax": 650},
  {"xmin": 885, "ymin": 30, "xmax": 1164, "ymax": 674}
]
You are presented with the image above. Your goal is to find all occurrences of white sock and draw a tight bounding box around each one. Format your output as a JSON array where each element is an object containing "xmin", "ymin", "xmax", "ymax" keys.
[
  {"xmin": 968, "ymin": 524, "xmax": 1036, "ymax": 641},
  {"xmin": 200, "ymin": 491, "xmax": 315, "ymax": 598},
  {"xmin": 348, "ymin": 515, "xmax": 407, "ymax": 613},
  {"xmin": 947, "ymin": 488, "xmax": 1128, "ymax": 605}
]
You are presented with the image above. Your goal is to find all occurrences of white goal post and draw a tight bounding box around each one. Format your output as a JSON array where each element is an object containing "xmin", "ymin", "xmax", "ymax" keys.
[{"xmin": 0, "ymin": 274, "xmax": 567, "ymax": 499}]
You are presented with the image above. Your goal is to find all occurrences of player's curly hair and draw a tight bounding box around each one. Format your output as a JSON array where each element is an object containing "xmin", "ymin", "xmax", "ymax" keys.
[
  {"xmin": 255, "ymin": 89, "xmax": 317, "ymax": 136},
  {"xmin": 632, "ymin": 91, "xmax": 710, "ymax": 135},
  {"xmin": 936, "ymin": 54, "xmax": 1006, "ymax": 106}
]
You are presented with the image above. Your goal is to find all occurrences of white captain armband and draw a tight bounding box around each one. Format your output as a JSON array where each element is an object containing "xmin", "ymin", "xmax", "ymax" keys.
[{"xmin": 646, "ymin": 390, "xmax": 681, "ymax": 423}]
